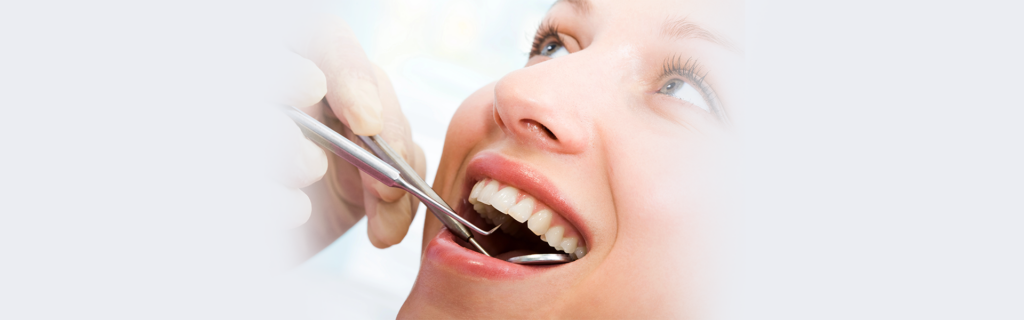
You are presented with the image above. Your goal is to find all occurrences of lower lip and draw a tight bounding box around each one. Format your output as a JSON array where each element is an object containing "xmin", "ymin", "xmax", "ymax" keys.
[{"xmin": 424, "ymin": 228, "xmax": 556, "ymax": 280}]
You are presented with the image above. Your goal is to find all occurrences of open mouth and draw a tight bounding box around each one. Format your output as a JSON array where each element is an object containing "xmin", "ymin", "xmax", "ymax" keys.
[{"xmin": 461, "ymin": 177, "xmax": 588, "ymax": 261}]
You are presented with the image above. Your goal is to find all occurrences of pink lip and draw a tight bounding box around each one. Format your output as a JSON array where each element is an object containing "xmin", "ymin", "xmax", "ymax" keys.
[
  {"xmin": 461, "ymin": 151, "xmax": 590, "ymax": 251},
  {"xmin": 424, "ymin": 228, "xmax": 551, "ymax": 280}
]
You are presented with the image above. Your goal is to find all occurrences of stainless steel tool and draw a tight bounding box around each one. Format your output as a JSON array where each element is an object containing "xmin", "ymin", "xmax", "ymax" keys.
[
  {"xmin": 283, "ymin": 105, "xmax": 572, "ymax": 264},
  {"xmin": 355, "ymin": 134, "xmax": 491, "ymax": 256},
  {"xmin": 506, "ymin": 253, "xmax": 573, "ymax": 265}
]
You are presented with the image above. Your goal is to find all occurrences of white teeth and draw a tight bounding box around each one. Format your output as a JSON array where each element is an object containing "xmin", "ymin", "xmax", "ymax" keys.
[
  {"xmin": 490, "ymin": 186, "xmax": 518, "ymax": 213},
  {"xmin": 468, "ymin": 178, "xmax": 587, "ymax": 258},
  {"xmin": 469, "ymin": 180, "xmax": 485, "ymax": 204},
  {"xmin": 507, "ymin": 197, "xmax": 535, "ymax": 223},
  {"xmin": 560, "ymin": 237, "xmax": 577, "ymax": 254},
  {"xmin": 477, "ymin": 180, "xmax": 500, "ymax": 205},
  {"xmin": 527, "ymin": 209, "xmax": 552, "ymax": 235},
  {"xmin": 545, "ymin": 226, "xmax": 564, "ymax": 250},
  {"xmin": 573, "ymin": 246, "xmax": 587, "ymax": 259}
]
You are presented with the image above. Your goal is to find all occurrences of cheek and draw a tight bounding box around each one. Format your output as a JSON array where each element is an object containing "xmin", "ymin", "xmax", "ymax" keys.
[
  {"xmin": 438, "ymin": 82, "xmax": 497, "ymax": 169},
  {"xmin": 581, "ymin": 137, "xmax": 728, "ymax": 310},
  {"xmin": 603, "ymin": 123, "xmax": 731, "ymax": 269},
  {"xmin": 616, "ymin": 134, "xmax": 729, "ymax": 239},
  {"xmin": 443, "ymin": 96, "xmax": 495, "ymax": 156},
  {"xmin": 434, "ymin": 84, "xmax": 498, "ymax": 206}
]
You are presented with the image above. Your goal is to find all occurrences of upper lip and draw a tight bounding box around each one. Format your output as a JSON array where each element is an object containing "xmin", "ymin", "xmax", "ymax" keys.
[{"xmin": 461, "ymin": 151, "xmax": 591, "ymax": 252}]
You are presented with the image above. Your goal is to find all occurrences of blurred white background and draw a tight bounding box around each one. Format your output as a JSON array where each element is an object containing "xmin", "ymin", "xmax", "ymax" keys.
[{"xmin": 1, "ymin": 0, "xmax": 1021, "ymax": 319}]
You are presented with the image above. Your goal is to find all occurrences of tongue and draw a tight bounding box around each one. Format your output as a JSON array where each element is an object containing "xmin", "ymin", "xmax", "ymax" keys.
[{"xmin": 494, "ymin": 249, "xmax": 540, "ymax": 261}]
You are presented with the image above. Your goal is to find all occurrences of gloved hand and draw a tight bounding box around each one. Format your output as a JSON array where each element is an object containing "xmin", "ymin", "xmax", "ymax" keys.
[{"xmin": 276, "ymin": 15, "xmax": 426, "ymax": 259}]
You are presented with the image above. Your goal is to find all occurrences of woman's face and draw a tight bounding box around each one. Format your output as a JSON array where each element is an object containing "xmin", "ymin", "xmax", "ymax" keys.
[{"xmin": 401, "ymin": 0, "xmax": 742, "ymax": 317}]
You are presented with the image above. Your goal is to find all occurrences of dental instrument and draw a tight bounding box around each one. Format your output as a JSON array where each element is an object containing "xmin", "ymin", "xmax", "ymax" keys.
[
  {"xmin": 282, "ymin": 106, "xmax": 572, "ymax": 264},
  {"xmin": 506, "ymin": 253, "xmax": 573, "ymax": 265},
  {"xmin": 355, "ymin": 134, "xmax": 491, "ymax": 256},
  {"xmin": 283, "ymin": 106, "xmax": 499, "ymax": 237},
  {"xmin": 357, "ymin": 136, "xmax": 575, "ymax": 264}
]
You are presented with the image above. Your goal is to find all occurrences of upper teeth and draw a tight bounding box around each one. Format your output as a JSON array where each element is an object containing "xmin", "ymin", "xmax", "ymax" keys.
[{"xmin": 468, "ymin": 178, "xmax": 588, "ymax": 259}]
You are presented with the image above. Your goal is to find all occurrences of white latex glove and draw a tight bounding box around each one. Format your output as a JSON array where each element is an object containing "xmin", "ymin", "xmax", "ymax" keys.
[{"xmin": 276, "ymin": 15, "xmax": 426, "ymax": 259}]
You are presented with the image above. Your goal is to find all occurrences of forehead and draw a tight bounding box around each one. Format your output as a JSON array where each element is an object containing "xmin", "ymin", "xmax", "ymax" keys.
[{"xmin": 549, "ymin": 0, "xmax": 743, "ymax": 49}]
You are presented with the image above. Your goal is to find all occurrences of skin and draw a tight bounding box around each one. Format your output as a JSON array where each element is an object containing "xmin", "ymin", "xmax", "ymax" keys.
[{"xmin": 399, "ymin": 0, "xmax": 743, "ymax": 318}]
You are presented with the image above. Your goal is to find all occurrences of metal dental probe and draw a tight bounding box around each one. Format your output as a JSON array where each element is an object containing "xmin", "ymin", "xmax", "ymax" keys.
[
  {"xmin": 283, "ymin": 105, "xmax": 500, "ymax": 236},
  {"xmin": 283, "ymin": 105, "xmax": 572, "ymax": 264},
  {"xmin": 356, "ymin": 134, "xmax": 491, "ymax": 256},
  {"xmin": 357, "ymin": 136, "xmax": 575, "ymax": 264}
]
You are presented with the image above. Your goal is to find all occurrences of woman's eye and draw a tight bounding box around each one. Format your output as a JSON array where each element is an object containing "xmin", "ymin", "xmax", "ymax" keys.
[
  {"xmin": 539, "ymin": 41, "xmax": 568, "ymax": 59},
  {"xmin": 658, "ymin": 79, "xmax": 710, "ymax": 113}
]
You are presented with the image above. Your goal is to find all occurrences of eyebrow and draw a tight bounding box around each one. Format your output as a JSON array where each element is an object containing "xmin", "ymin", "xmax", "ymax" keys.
[
  {"xmin": 661, "ymin": 17, "xmax": 742, "ymax": 53},
  {"xmin": 554, "ymin": 0, "xmax": 591, "ymax": 15},
  {"xmin": 554, "ymin": 1, "xmax": 740, "ymax": 54}
]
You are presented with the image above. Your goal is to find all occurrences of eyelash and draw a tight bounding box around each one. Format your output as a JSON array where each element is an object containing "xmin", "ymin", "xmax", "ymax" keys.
[
  {"xmin": 659, "ymin": 55, "xmax": 723, "ymax": 118},
  {"xmin": 660, "ymin": 55, "xmax": 708, "ymax": 91},
  {"xmin": 529, "ymin": 22, "xmax": 561, "ymax": 58}
]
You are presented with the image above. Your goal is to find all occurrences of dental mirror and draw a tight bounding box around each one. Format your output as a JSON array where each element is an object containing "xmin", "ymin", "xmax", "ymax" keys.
[{"xmin": 506, "ymin": 253, "xmax": 573, "ymax": 265}]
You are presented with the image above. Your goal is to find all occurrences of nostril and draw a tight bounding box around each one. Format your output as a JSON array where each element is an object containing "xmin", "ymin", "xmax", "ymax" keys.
[{"xmin": 522, "ymin": 119, "xmax": 557, "ymax": 141}]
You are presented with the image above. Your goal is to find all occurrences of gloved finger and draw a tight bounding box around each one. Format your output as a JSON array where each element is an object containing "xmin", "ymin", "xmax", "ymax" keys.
[
  {"xmin": 272, "ymin": 112, "xmax": 328, "ymax": 189},
  {"xmin": 372, "ymin": 64, "xmax": 413, "ymax": 153},
  {"xmin": 360, "ymin": 170, "xmax": 405, "ymax": 203},
  {"xmin": 296, "ymin": 15, "xmax": 383, "ymax": 136},
  {"xmin": 275, "ymin": 186, "xmax": 312, "ymax": 229},
  {"xmin": 291, "ymin": 137, "xmax": 328, "ymax": 188},
  {"xmin": 364, "ymin": 191, "xmax": 414, "ymax": 248},
  {"xmin": 362, "ymin": 143, "xmax": 425, "ymax": 249},
  {"xmin": 409, "ymin": 143, "xmax": 425, "ymax": 217},
  {"xmin": 359, "ymin": 64, "xmax": 416, "ymax": 203},
  {"xmin": 315, "ymin": 101, "xmax": 368, "ymax": 206},
  {"xmin": 412, "ymin": 143, "xmax": 426, "ymax": 181},
  {"xmin": 360, "ymin": 142, "xmax": 426, "ymax": 245},
  {"xmin": 279, "ymin": 50, "xmax": 327, "ymax": 109}
]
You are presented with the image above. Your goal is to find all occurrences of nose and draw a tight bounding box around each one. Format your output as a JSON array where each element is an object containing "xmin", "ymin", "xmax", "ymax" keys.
[{"xmin": 492, "ymin": 59, "xmax": 594, "ymax": 155}]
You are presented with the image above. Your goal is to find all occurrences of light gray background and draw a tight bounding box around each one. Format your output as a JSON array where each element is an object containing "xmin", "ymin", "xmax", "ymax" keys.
[{"xmin": 1, "ymin": 0, "xmax": 1021, "ymax": 319}]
